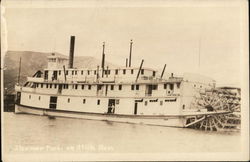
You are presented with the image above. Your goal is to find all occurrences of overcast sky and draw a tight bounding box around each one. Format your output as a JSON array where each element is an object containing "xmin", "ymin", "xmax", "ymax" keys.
[{"xmin": 2, "ymin": 0, "xmax": 247, "ymax": 87}]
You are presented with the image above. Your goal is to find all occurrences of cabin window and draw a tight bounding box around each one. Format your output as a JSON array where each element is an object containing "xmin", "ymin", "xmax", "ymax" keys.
[
  {"xmin": 194, "ymin": 84, "xmax": 196, "ymax": 87},
  {"xmin": 88, "ymin": 85, "xmax": 91, "ymax": 90},
  {"xmin": 150, "ymin": 99, "xmax": 158, "ymax": 102},
  {"xmin": 54, "ymin": 84, "xmax": 57, "ymax": 89},
  {"xmin": 153, "ymin": 71, "xmax": 156, "ymax": 77},
  {"xmin": 131, "ymin": 85, "xmax": 135, "ymax": 90},
  {"xmin": 177, "ymin": 83, "xmax": 180, "ymax": 89},
  {"xmin": 87, "ymin": 70, "xmax": 90, "ymax": 75},
  {"xmin": 46, "ymin": 84, "xmax": 48, "ymax": 88},
  {"xmin": 164, "ymin": 84, "xmax": 167, "ymax": 89},
  {"xmin": 41, "ymin": 84, "xmax": 43, "ymax": 88},
  {"xmin": 152, "ymin": 85, "xmax": 158, "ymax": 90},
  {"xmin": 136, "ymin": 85, "xmax": 140, "ymax": 90},
  {"xmin": 68, "ymin": 98, "xmax": 70, "ymax": 103},
  {"xmin": 97, "ymin": 99, "xmax": 100, "ymax": 105},
  {"xmin": 160, "ymin": 100, "xmax": 163, "ymax": 106},
  {"xmin": 82, "ymin": 85, "xmax": 84, "ymax": 90},
  {"xmin": 123, "ymin": 69, "xmax": 126, "ymax": 74},
  {"xmin": 29, "ymin": 95, "xmax": 31, "ymax": 99},
  {"xmin": 97, "ymin": 85, "xmax": 102, "ymax": 90},
  {"xmin": 81, "ymin": 70, "xmax": 83, "ymax": 75},
  {"xmin": 94, "ymin": 70, "xmax": 97, "ymax": 75},
  {"xmin": 118, "ymin": 85, "xmax": 122, "ymax": 90},
  {"xmin": 169, "ymin": 84, "xmax": 174, "ymax": 90},
  {"xmin": 165, "ymin": 98, "xmax": 177, "ymax": 102},
  {"xmin": 44, "ymin": 70, "xmax": 48, "ymax": 80},
  {"xmin": 145, "ymin": 101, "xmax": 148, "ymax": 106},
  {"xmin": 50, "ymin": 84, "xmax": 52, "ymax": 88},
  {"xmin": 83, "ymin": 99, "xmax": 86, "ymax": 104},
  {"xmin": 115, "ymin": 69, "xmax": 118, "ymax": 75},
  {"xmin": 75, "ymin": 71, "xmax": 77, "ymax": 75},
  {"xmin": 110, "ymin": 85, "xmax": 114, "ymax": 90},
  {"xmin": 72, "ymin": 71, "xmax": 74, "ymax": 75},
  {"xmin": 200, "ymin": 85, "xmax": 202, "ymax": 88},
  {"xmin": 66, "ymin": 70, "xmax": 68, "ymax": 75},
  {"xmin": 141, "ymin": 69, "xmax": 144, "ymax": 75},
  {"xmin": 59, "ymin": 71, "xmax": 61, "ymax": 75},
  {"xmin": 38, "ymin": 96, "xmax": 41, "ymax": 100},
  {"xmin": 182, "ymin": 104, "xmax": 185, "ymax": 109},
  {"xmin": 75, "ymin": 85, "xmax": 78, "ymax": 89},
  {"xmin": 131, "ymin": 69, "xmax": 134, "ymax": 74}
]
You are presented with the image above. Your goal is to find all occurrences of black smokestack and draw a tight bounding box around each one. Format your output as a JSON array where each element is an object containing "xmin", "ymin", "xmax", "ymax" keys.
[
  {"xmin": 68, "ymin": 36, "xmax": 75, "ymax": 68},
  {"xmin": 129, "ymin": 39, "xmax": 133, "ymax": 67},
  {"xmin": 101, "ymin": 42, "xmax": 105, "ymax": 69}
]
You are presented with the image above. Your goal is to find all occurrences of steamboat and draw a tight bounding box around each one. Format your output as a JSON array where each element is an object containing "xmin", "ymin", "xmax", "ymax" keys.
[{"xmin": 14, "ymin": 36, "xmax": 241, "ymax": 131}]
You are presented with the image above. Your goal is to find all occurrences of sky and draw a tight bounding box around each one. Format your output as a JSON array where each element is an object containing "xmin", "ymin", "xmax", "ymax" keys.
[{"xmin": 2, "ymin": 0, "xmax": 247, "ymax": 87}]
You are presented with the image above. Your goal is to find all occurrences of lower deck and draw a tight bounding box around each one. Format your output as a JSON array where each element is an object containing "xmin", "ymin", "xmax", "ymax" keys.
[
  {"xmin": 16, "ymin": 91, "xmax": 182, "ymax": 116},
  {"xmin": 15, "ymin": 104, "xmax": 186, "ymax": 127}
]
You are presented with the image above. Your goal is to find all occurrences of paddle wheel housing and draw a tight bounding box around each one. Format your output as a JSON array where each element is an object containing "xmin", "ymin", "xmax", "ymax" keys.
[{"xmin": 185, "ymin": 87, "xmax": 241, "ymax": 131}]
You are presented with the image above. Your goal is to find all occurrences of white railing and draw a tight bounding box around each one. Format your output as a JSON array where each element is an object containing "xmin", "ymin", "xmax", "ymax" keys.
[
  {"xmin": 100, "ymin": 77, "xmax": 115, "ymax": 82},
  {"xmin": 27, "ymin": 77, "xmax": 44, "ymax": 82},
  {"xmin": 15, "ymin": 85, "xmax": 21, "ymax": 91},
  {"xmin": 21, "ymin": 87, "xmax": 35, "ymax": 92}
]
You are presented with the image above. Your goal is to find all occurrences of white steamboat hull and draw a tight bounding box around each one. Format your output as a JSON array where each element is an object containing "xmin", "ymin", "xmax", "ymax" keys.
[{"xmin": 15, "ymin": 104, "xmax": 186, "ymax": 127}]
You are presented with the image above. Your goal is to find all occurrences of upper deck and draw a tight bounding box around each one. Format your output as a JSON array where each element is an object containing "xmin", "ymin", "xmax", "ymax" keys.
[{"xmin": 16, "ymin": 36, "xmax": 215, "ymax": 101}]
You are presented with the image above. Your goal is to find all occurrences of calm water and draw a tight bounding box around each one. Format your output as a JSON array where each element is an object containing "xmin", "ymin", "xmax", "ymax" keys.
[{"xmin": 3, "ymin": 112, "xmax": 241, "ymax": 154}]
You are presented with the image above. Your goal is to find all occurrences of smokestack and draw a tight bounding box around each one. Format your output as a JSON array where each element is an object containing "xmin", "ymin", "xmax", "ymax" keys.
[
  {"xmin": 68, "ymin": 36, "xmax": 75, "ymax": 68},
  {"xmin": 101, "ymin": 42, "xmax": 105, "ymax": 69},
  {"xmin": 129, "ymin": 39, "xmax": 133, "ymax": 67}
]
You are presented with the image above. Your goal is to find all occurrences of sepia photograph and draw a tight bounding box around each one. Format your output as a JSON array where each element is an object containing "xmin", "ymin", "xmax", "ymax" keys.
[{"xmin": 1, "ymin": 0, "xmax": 249, "ymax": 161}]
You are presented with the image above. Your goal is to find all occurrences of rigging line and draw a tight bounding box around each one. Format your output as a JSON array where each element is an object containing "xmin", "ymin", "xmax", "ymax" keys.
[{"xmin": 198, "ymin": 34, "xmax": 201, "ymax": 68}]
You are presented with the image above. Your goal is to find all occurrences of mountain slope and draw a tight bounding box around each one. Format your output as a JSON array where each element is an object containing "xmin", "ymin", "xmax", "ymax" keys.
[{"xmin": 3, "ymin": 51, "xmax": 117, "ymax": 94}]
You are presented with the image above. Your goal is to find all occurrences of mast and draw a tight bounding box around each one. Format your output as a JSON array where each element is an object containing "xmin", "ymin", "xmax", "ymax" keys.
[
  {"xmin": 96, "ymin": 65, "xmax": 99, "ymax": 81},
  {"xmin": 63, "ymin": 65, "xmax": 67, "ymax": 81},
  {"xmin": 160, "ymin": 64, "xmax": 166, "ymax": 79},
  {"xmin": 198, "ymin": 35, "xmax": 201, "ymax": 68},
  {"xmin": 136, "ymin": 59, "xmax": 144, "ymax": 82},
  {"xmin": 17, "ymin": 57, "xmax": 22, "ymax": 84},
  {"xmin": 106, "ymin": 66, "xmax": 109, "ymax": 77},
  {"xmin": 129, "ymin": 39, "xmax": 133, "ymax": 67},
  {"xmin": 101, "ymin": 42, "xmax": 105, "ymax": 77}
]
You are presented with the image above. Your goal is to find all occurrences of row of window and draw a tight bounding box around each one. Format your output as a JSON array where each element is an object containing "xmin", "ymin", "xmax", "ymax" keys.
[
  {"xmin": 29, "ymin": 95, "xmax": 177, "ymax": 109},
  {"xmin": 49, "ymin": 68, "xmax": 155, "ymax": 76},
  {"xmin": 164, "ymin": 83, "xmax": 180, "ymax": 90},
  {"xmin": 48, "ymin": 58, "xmax": 57, "ymax": 62},
  {"xmin": 29, "ymin": 95, "xmax": 176, "ymax": 107},
  {"xmin": 194, "ymin": 84, "xmax": 203, "ymax": 88},
  {"xmin": 33, "ymin": 83, "xmax": 180, "ymax": 91},
  {"xmin": 145, "ymin": 99, "xmax": 176, "ymax": 106}
]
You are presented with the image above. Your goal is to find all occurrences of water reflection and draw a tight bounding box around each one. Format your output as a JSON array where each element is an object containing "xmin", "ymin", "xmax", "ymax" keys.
[{"xmin": 3, "ymin": 112, "xmax": 241, "ymax": 154}]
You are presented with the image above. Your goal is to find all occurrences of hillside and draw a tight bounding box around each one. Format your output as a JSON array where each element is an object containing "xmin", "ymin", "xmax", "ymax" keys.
[{"xmin": 3, "ymin": 51, "xmax": 117, "ymax": 94}]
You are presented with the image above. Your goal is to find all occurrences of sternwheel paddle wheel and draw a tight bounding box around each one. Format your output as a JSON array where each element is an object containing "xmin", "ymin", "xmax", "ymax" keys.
[{"xmin": 185, "ymin": 88, "xmax": 241, "ymax": 131}]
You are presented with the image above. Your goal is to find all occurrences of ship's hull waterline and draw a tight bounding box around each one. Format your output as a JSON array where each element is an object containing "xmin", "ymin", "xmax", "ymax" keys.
[{"xmin": 15, "ymin": 104, "xmax": 188, "ymax": 127}]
